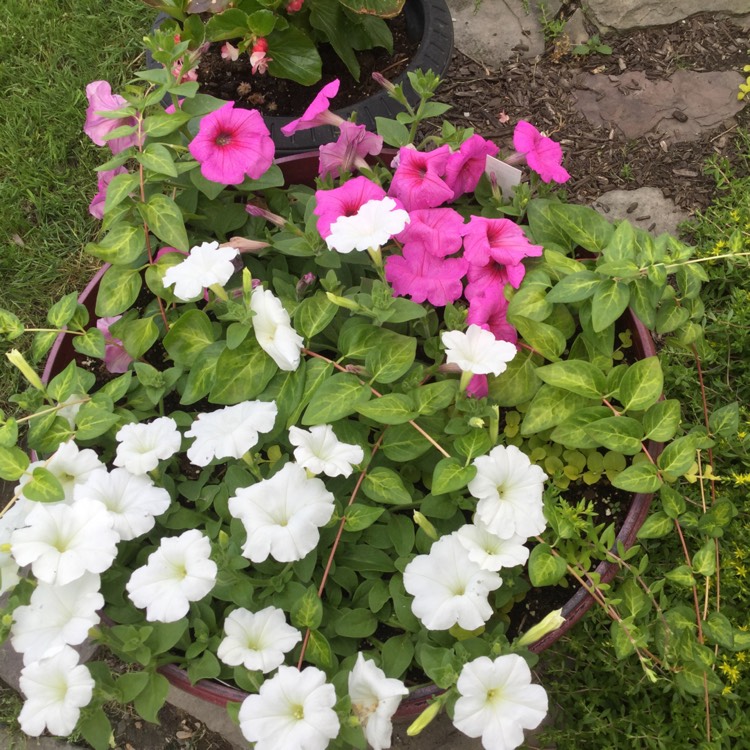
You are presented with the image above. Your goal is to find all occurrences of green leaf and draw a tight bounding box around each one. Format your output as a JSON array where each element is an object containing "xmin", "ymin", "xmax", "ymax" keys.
[
  {"xmin": 655, "ymin": 300, "xmax": 690, "ymax": 334},
  {"xmin": 488, "ymin": 350, "xmax": 542, "ymax": 407},
  {"xmin": 306, "ymin": 630, "xmax": 333, "ymax": 668},
  {"xmin": 619, "ymin": 357, "xmax": 663, "ymax": 412},
  {"xmin": 512, "ymin": 316, "xmax": 566, "ymax": 361},
  {"xmin": 180, "ymin": 341, "xmax": 225, "ymax": 405},
  {"xmin": 333, "ymin": 608, "xmax": 377, "ymax": 638},
  {"xmin": 709, "ymin": 402, "xmax": 739, "ymax": 439},
  {"xmin": 302, "ymin": 373, "xmax": 371, "ymax": 425},
  {"xmin": 72, "ymin": 328, "xmax": 106, "ymax": 358},
  {"xmin": 521, "ymin": 386, "xmax": 594, "ymax": 435},
  {"xmin": 22, "ymin": 467, "xmax": 65, "ymax": 502},
  {"xmin": 75, "ymin": 402, "xmax": 120, "ymax": 440},
  {"xmin": 309, "ymin": 0, "xmax": 361, "ymax": 79},
  {"xmin": 187, "ymin": 650, "xmax": 221, "ymax": 684},
  {"xmin": 535, "ymin": 360, "xmax": 606, "ymax": 400},
  {"xmin": 339, "ymin": 0, "xmax": 404, "ymax": 15},
  {"xmin": 365, "ymin": 332, "xmax": 416, "ymax": 384},
  {"xmin": 46, "ymin": 293, "xmax": 79, "ymax": 327},
  {"xmin": 116, "ymin": 671, "xmax": 151, "ymax": 703},
  {"xmin": 291, "ymin": 585, "xmax": 323, "ymax": 629},
  {"xmin": 375, "ymin": 117, "xmax": 410, "ymax": 147},
  {"xmin": 209, "ymin": 339, "xmax": 277, "ymax": 404},
  {"xmin": 643, "ymin": 399, "xmax": 681, "ymax": 442},
  {"xmin": 163, "ymin": 309, "xmax": 215, "ymax": 365},
  {"xmin": 664, "ymin": 565, "xmax": 695, "ymax": 587},
  {"xmin": 142, "ymin": 193, "xmax": 189, "ymax": 252},
  {"xmin": 344, "ymin": 503, "xmax": 385, "ymax": 532},
  {"xmin": 380, "ymin": 634, "xmax": 414, "ymax": 679},
  {"xmin": 0, "ymin": 445, "xmax": 29, "ymax": 481},
  {"xmin": 103, "ymin": 171, "xmax": 139, "ymax": 215},
  {"xmin": 692, "ymin": 539, "xmax": 716, "ymax": 577},
  {"xmin": 412, "ymin": 381, "xmax": 458, "ymax": 415},
  {"xmin": 657, "ymin": 435, "xmax": 696, "ymax": 478},
  {"xmin": 205, "ymin": 8, "xmax": 250, "ymax": 40},
  {"xmin": 549, "ymin": 407, "xmax": 612, "ymax": 449},
  {"xmin": 610, "ymin": 619, "xmax": 636, "ymax": 659},
  {"xmin": 381, "ymin": 423, "xmax": 433, "ymax": 461},
  {"xmin": 675, "ymin": 662, "xmax": 723, "ymax": 697},
  {"xmin": 612, "ymin": 463, "xmax": 662, "ymax": 494},
  {"xmin": 141, "ymin": 110, "xmax": 192, "ymax": 137},
  {"xmin": 294, "ymin": 292, "xmax": 338, "ymax": 339},
  {"xmin": 137, "ymin": 144, "xmax": 178, "ymax": 177},
  {"xmin": 454, "ymin": 429, "xmax": 492, "ymax": 460},
  {"xmin": 267, "ymin": 27, "xmax": 322, "ymax": 85},
  {"xmin": 538, "ymin": 201, "xmax": 614, "ymax": 252},
  {"xmin": 528, "ymin": 544, "xmax": 568, "ymax": 586},
  {"xmin": 660, "ymin": 485, "xmax": 685, "ymax": 519},
  {"xmin": 584, "ymin": 416, "xmax": 644, "ymax": 455},
  {"xmin": 431, "ymin": 457, "xmax": 476, "ymax": 495},
  {"xmin": 0, "ymin": 418, "xmax": 18, "ymax": 449},
  {"xmin": 591, "ymin": 279, "xmax": 630, "ymax": 333},
  {"xmin": 95, "ymin": 265, "xmax": 143, "ymax": 317},
  {"xmin": 703, "ymin": 612, "xmax": 734, "ymax": 649},
  {"xmin": 362, "ymin": 467, "xmax": 412, "ymax": 505},
  {"xmin": 636, "ymin": 510, "xmax": 673, "ymax": 539},
  {"xmin": 86, "ymin": 224, "xmax": 145, "ymax": 265},
  {"xmin": 545, "ymin": 270, "xmax": 600, "ymax": 303},
  {"xmin": 77, "ymin": 707, "xmax": 112, "ymax": 750},
  {"xmin": 113, "ymin": 316, "xmax": 159, "ymax": 360},
  {"xmin": 356, "ymin": 393, "xmax": 418, "ymax": 424}
]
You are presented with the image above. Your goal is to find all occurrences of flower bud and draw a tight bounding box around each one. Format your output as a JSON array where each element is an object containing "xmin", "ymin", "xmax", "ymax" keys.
[
  {"xmin": 516, "ymin": 608, "xmax": 565, "ymax": 647},
  {"xmin": 406, "ymin": 698, "xmax": 442, "ymax": 736},
  {"xmin": 6, "ymin": 349, "xmax": 45, "ymax": 392},
  {"xmin": 371, "ymin": 72, "xmax": 396, "ymax": 93},
  {"xmin": 224, "ymin": 237, "xmax": 270, "ymax": 254},
  {"xmin": 326, "ymin": 292, "xmax": 360, "ymax": 311},
  {"xmin": 413, "ymin": 511, "xmax": 438, "ymax": 541}
]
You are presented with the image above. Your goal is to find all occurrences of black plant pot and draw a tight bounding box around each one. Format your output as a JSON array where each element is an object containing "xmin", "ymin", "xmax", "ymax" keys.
[{"xmin": 149, "ymin": 0, "xmax": 453, "ymax": 154}]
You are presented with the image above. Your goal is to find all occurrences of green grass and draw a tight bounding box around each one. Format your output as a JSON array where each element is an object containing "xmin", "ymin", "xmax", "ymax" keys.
[{"xmin": 0, "ymin": 0, "xmax": 150, "ymax": 402}]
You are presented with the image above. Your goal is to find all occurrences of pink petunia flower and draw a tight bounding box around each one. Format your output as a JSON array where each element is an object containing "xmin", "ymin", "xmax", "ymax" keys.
[
  {"xmin": 395, "ymin": 207, "xmax": 466, "ymax": 258},
  {"xmin": 314, "ymin": 176, "xmax": 386, "ymax": 238},
  {"xmin": 189, "ymin": 101, "xmax": 275, "ymax": 185},
  {"xmin": 88, "ymin": 167, "xmax": 127, "ymax": 220},
  {"xmin": 96, "ymin": 316, "xmax": 134, "ymax": 374},
  {"xmin": 467, "ymin": 292, "xmax": 518, "ymax": 344},
  {"xmin": 513, "ymin": 121, "xmax": 570, "ymax": 184},
  {"xmin": 466, "ymin": 375, "xmax": 488, "ymax": 399},
  {"xmin": 385, "ymin": 244, "xmax": 468, "ymax": 307},
  {"xmin": 280, "ymin": 80, "xmax": 344, "ymax": 137},
  {"xmin": 388, "ymin": 145, "xmax": 454, "ymax": 211},
  {"xmin": 318, "ymin": 122, "xmax": 383, "ymax": 179},
  {"xmin": 463, "ymin": 217, "xmax": 543, "ymax": 295},
  {"xmin": 444, "ymin": 135, "xmax": 499, "ymax": 200},
  {"xmin": 84, "ymin": 81, "xmax": 140, "ymax": 154}
]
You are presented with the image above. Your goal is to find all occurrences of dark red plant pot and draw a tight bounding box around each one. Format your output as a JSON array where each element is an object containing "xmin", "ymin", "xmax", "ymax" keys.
[{"xmin": 43, "ymin": 154, "xmax": 662, "ymax": 719}]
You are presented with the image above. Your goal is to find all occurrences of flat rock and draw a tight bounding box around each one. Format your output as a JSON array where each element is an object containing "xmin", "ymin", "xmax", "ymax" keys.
[
  {"xmin": 592, "ymin": 187, "xmax": 690, "ymax": 236},
  {"xmin": 572, "ymin": 69, "xmax": 745, "ymax": 141},
  {"xmin": 445, "ymin": 0, "xmax": 549, "ymax": 64},
  {"xmin": 585, "ymin": 0, "xmax": 750, "ymax": 30}
]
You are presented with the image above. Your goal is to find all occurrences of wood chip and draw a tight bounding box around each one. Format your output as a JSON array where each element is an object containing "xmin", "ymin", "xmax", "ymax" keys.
[
  {"xmin": 626, "ymin": 202, "xmax": 638, "ymax": 214},
  {"xmin": 176, "ymin": 730, "xmax": 194, "ymax": 740},
  {"xmin": 672, "ymin": 110, "xmax": 688, "ymax": 122}
]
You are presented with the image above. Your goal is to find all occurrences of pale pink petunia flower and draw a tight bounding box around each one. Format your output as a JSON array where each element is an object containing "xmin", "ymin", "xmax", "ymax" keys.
[
  {"xmin": 314, "ymin": 176, "xmax": 387, "ymax": 238},
  {"xmin": 444, "ymin": 134, "xmax": 499, "ymax": 200},
  {"xmin": 318, "ymin": 121, "xmax": 383, "ymax": 179},
  {"xmin": 513, "ymin": 120, "xmax": 570, "ymax": 184},
  {"xmin": 88, "ymin": 166, "xmax": 128, "ymax": 220},
  {"xmin": 394, "ymin": 207, "xmax": 466, "ymax": 258},
  {"xmin": 280, "ymin": 79, "xmax": 344, "ymax": 136},
  {"xmin": 84, "ymin": 81, "xmax": 140, "ymax": 154},
  {"xmin": 385, "ymin": 244, "xmax": 468, "ymax": 307},
  {"xmin": 388, "ymin": 145, "xmax": 454, "ymax": 211},
  {"xmin": 96, "ymin": 315, "xmax": 134, "ymax": 373},
  {"xmin": 189, "ymin": 101, "xmax": 274, "ymax": 185}
]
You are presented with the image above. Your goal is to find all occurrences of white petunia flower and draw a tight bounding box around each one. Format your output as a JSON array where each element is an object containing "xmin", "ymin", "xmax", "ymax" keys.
[
  {"xmin": 18, "ymin": 645, "xmax": 95, "ymax": 737},
  {"xmin": 74, "ymin": 468, "xmax": 170, "ymax": 541},
  {"xmin": 348, "ymin": 653, "xmax": 408, "ymax": 750},
  {"xmin": 452, "ymin": 654, "xmax": 548, "ymax": 750},
  {"xmin": 0, "ymin": 500, "xmax": 30, "ymax": 595},
  {"xmin": 250, "ymin": 288, "xmax": 304, "ymax": 371},
  {"xmin": 126, "ymin": 529, "xmax": 217, "ymax": 623},
  {"xmin": 217, "ymin": 606, "xmax": 302, "ymax": 673},
  {"xmin": 441, "ymin": 324, "xmax": 517, "ymax": 376},
  {"xmin": 228, "ymin": 462, "xmax": 335, "ymax": 563},
  {"xmin": 113, "ymin": 416, "xmax": 182, "ymax": 475},
  {"xmin": 402, "ymin": 533, "xmax": 502, "ymax": 631},
  {"xmin": 238, "ymin": 665, "xmax": 340, "ymax": 750},
  {"xmin": 15, "ymin": 440, "xmax": 104, "ymax": 504},
  {"xmin": 162, "ymin": 241, "xmax": 239, "ymax": 301},
  {"xmin": 11, "ymin": 500, "xmax": 119, "ymax": 586},
  {"xmin": 288, "ymin": 424, "xmax": 364, "ymax": 478},
  {"xmin": 467, "ymin": 445, "xmax": 547, "ymax": 540},
  {"xmin": 326, "ymin": 197, "xmax": 409, "ymax": 253},
  {"xmin": 11, "ymin": 573, "xmax": 103, "ymax": 665},
  {"xmin": 185, "ymin": 400, "xmax": 278, "ymax": 467},
  {"xmin": 456, "ymin": 522, "xmax": 530, "ymax": 572}
]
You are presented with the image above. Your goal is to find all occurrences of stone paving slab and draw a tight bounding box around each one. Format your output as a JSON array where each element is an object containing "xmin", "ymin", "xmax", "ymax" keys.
[
  {"xmin": 592, "ymin": 187, "xmax": 690, "ymax": 237},
  {"xmin": 585, "ymin": 0, "xmax": 750, "ymax": 31}
]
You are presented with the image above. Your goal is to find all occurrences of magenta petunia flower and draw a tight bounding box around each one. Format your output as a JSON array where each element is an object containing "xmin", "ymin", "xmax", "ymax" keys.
[
  {"xmin": 444, "ymin": 135, "xmax": 499, "ymax": 200},
  {"xmin": 84, "ymin": 81, "xmax": 140, "ymax": 154},
  {"xmin": 280, "ymin": 80, "xmax": 344, "ymax": 137},
  {"xmin": 395, "ymin": 207, "xmax": 466, "ymax": 258},
  {"xmin": 88, "ymin": 167, "xmax": 127, "ymax": 220},
  {"xmin": 463, "ymin": 216, "xmax": 543, "ymax": 296},
  {"xmin": 385, "ymin": 244, "xmax": 468, "ymax": 307},
  {"xmin": 466, "ymin": 375, "xmax": 488, "ymax": 399},
  {"xmin": 189, "ymin": 102, "xmax": 274, "ymax": 185},
  {"xmin": 318, "ymin": 122, "xmax": 383, "ymax": 179},
  {"xmin": 314, "ymin": 176, "xmax": 386, "ymax": 238},
  {"xmin": 467, "ymin": 292, "xmax": 518, "ymax": 344},
  {"xmin": 96, "ymin": 316, "xmax": 134, "ymax": 374},
  {"xmin": 513, "ymin": 121, "xmax": 570, "ymax": 184},
  {"xmin": 388, "ymin": 145, "xmax": 454, "ymax": 211}
]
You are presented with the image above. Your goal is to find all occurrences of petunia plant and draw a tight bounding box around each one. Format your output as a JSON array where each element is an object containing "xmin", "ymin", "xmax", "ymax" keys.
[{"xmin": 0, "ymin": 39, "xmax": 746, "ymax": 750}]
